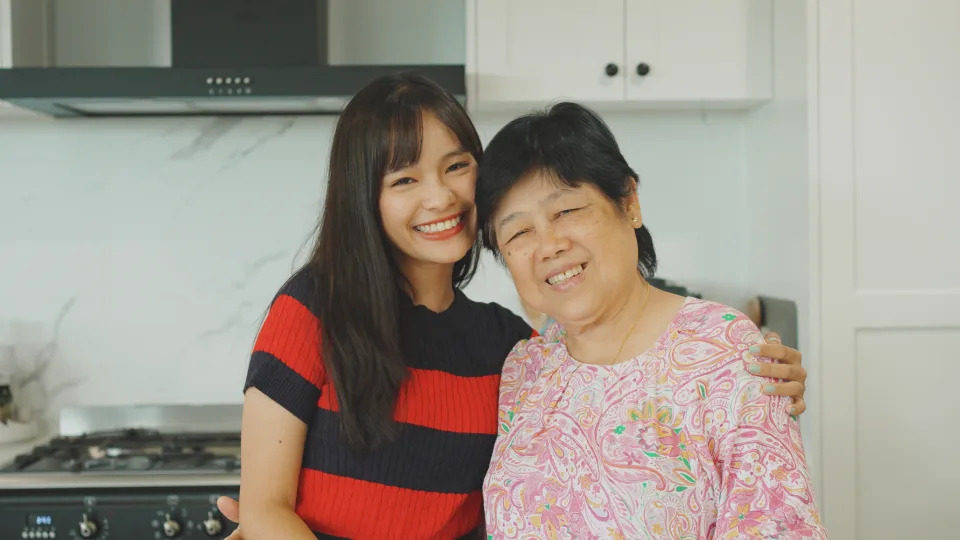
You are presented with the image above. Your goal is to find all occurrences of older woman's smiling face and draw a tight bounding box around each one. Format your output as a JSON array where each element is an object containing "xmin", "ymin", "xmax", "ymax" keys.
[{"xmin": 493, "ymin": 171, "xmax": 644, "ymax": 329}]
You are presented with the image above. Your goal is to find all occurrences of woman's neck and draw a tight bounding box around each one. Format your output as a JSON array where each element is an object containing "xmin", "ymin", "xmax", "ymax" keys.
[
  {"xmin": 400, "ymin": 259, "xmax": 457, "ymax": 313},
  {"xmin": 563, "ymin": 272, "xmax": 653, "ymax": 365}
]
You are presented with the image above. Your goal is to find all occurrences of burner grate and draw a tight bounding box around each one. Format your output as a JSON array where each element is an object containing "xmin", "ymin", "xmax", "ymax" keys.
[{"xmin": 1, "ymin": 429, "xmax": 241, "ymax": 474}]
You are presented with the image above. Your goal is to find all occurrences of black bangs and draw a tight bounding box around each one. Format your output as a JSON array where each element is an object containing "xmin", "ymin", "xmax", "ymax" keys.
[
  {"xmin": 476, "ymin": 101, "xmax": 658, "ymax": 278},
  {"xmin": 383, "ymin": 99, "xmax": 424, "ymax": 175},
  {"xmin": 537, "ymin": 167, "xmax": 586, "ymax": 190},
  {"xmin": 380, "ymin": 87, "xmax": 484, "ymax": 178}
]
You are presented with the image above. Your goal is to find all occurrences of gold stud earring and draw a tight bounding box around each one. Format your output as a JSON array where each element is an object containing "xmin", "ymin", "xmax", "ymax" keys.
[{"xmin": 631, "ymin": 217, "xmax": 639, "ymax": 224}]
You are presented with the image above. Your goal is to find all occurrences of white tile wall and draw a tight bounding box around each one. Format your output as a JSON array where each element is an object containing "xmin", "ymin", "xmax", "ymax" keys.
[{"xmin": 0, "ymin": 108, "xmax": 758, "ymax": 427}]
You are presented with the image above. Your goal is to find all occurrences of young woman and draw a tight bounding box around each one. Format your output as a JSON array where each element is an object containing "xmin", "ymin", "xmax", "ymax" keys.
[{"xmin": 224, "ymin": 74, "xmax": 808, "ymax": 539}]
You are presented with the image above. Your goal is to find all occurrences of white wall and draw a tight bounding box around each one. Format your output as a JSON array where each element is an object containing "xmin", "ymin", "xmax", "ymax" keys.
[
  {"xmin": 0, "ymin": 108, "xmax": 752, "ymax": 430},
  {"xmin": 0, "ymin": 0, "xmax": 11, "ymax": 68},
  {"xmin": 328, "ymin": 0, "xmax": 465, "ymax": 65},
  {"xmin": 52, "ymin": 0, "xmax": 170, "ymax": 67},
  {"xmin": 742, "ymin": 0, "xmax": 817, "ymax": 488}
]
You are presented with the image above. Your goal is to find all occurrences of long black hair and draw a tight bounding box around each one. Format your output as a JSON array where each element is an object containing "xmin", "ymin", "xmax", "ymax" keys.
[
  {"xmin": 476, "ymin": 102, "xmax": 657, "ymax": 278},
  {"xmin": 309, "ymin": 73, "xmax": 482, "ymax": 450}
]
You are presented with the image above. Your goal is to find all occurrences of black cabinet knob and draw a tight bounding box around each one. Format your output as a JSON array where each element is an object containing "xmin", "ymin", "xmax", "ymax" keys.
[
  {"xmin": 636, "ymin": 63, "xmax": 651, "ymax": 76},
  {"xmin": 605, "ymin": 63, "xmax": 619, "ymax": 77}
]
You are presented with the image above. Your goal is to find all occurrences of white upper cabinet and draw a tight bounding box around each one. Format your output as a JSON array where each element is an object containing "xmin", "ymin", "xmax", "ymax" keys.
[
  {"xmin": 625, "ymin": 0, "xmax": 771, "ymax": 104},
  {"xmin": 470, "ymin": 0, "xmax": 626, "ymax": 105},
  {"xmin": 468, "ymin": 0, "xmax": 771, "ymax": 110}
]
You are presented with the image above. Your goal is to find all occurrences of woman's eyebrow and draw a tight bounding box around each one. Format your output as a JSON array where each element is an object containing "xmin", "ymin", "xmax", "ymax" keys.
[{"xmin": 496, "ymin": 189, "xmax": 578, "ymax": 231}]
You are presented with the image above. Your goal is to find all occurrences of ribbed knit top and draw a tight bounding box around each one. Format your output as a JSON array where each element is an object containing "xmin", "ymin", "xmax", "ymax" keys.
[{"xmin": 244, "ymin": 267, "xmax": 532, "ymax": 539}]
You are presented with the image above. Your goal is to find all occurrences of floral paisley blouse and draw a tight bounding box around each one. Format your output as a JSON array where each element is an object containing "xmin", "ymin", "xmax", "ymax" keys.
[{"xmin": 483, "ymin": 298, "xmax": 826, "ymax": 539}]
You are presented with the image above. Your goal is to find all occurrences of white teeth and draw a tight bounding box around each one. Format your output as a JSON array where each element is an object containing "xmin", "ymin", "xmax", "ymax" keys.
[
  {"xmin": 415, "ymin": 215, "xmax": 461, "ymax": 233},
  {"xmin": 547, "ymin": 264, "xmax": 584, "ymax": 285}
]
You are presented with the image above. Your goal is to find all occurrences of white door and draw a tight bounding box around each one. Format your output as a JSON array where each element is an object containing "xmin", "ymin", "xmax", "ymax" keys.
[
  {"xmin": 817, "ymin": 0, "xmax": 960, "ymax": 538},
  {"xmin": 625, "ymin": 0, "xmax": 771, "ymax": 103},
  {"xmin": 472, "ymin": 0, "xmax": 625, "ymax": 106}
]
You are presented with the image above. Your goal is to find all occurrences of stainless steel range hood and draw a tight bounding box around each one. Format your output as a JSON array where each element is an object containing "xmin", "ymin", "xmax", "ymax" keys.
[{"xmin": 0, "ymin": 0, "xmax": 466, "ymax": 117}]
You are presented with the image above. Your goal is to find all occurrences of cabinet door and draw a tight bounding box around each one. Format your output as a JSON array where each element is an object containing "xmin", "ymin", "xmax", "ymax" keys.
[
  {"xmin": 625, "ymin": 0, "xmax": 771, "ymax": 104},
  {"xmin": 472, "ymin": 0, "xmax": 625, "ymax": 107}
]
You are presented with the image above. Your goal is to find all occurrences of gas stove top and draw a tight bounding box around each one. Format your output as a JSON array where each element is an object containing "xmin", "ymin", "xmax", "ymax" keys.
[
  {"xmin": 0, "ymin": 406, "xmax": 241, "ymax": 539},
  {"xmin": 3, "ymin": 428, "xmax": 241, "ymax": 475}
]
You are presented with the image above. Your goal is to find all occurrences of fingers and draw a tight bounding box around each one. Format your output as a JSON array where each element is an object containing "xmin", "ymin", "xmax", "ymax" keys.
[
  {"xmin": 749, "ymin": 360, "xmax": 809, "ymax": 416},
  {"xmin": 790, "ymin": 397, "xmax": 807, "ymax": 416},
  {"xmin": 752, "ymin": 337, "xmax": 809, "ymax": 417},
  {"xmin": 750, "ymin": 343, "xmax": 802, "ymax": 365},
  {"xmin": 225, "ymin": 526, "xmax": 242, "ymax": 540},
  {"xmin": 755, "ymin": 362, "xmax": 806, "ymax": 384},
  {"xmin": 747, "ymin": 361, "xmax": 807, "ymax": 384},
  {"xmin": 217, "ymin": 496, "xmax": 240, "ymax": 523},
  {"xmin": 760, "ymin": 380, "xmax": 804, "ymax": 399}
]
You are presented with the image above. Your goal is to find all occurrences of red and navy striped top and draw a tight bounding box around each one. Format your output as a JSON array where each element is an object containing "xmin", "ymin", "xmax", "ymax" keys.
[{"xmin": 244, "ymin": 267, "xmax": 532, "ymax": 539}]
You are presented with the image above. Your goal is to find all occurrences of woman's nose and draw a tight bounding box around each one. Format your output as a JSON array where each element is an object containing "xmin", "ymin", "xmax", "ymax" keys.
[
  {"xmin": 422, "ymin": 179, "xmax": 457, "ymax": 211},
  {"xmin": 537, "ymin": 226, "xmax": 572, "ymax": 261}
]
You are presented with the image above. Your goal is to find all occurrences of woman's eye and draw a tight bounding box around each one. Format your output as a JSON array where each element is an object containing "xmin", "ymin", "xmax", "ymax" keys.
[
  {"xmin": 390, "ymin": 177, "xmax": 416, "ymax": 187},
  {"xmin": 447, "ymin": 161, "xmax": 470, "ymax": 173},
  {"xmin": 556, "ymin": 207, "xmax": 580, "ymax": 218},
  {"xmin": 506, "ymin": 229, "xmax": 529, "ymax": 243}
]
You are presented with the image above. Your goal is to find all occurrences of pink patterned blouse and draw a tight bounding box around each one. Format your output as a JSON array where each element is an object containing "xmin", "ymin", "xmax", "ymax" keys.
[{"xmin": 483, "ymin": 298, "xmax": 826, "ymax": 539}]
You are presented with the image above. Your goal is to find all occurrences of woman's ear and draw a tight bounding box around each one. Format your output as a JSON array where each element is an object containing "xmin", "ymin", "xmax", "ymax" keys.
[{"xmin": 624, "ymin": 177, "xmax": 643, "ymax": 228}]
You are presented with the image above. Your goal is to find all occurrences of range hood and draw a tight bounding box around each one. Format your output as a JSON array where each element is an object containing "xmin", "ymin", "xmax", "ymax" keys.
[{"xmin": 0, "ymin": 0, "xmax": 466, "ymax": 117}]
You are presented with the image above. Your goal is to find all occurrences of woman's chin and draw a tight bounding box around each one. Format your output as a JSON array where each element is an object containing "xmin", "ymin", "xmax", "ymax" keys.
[
  {"xmin": 419, "ymin": 247, "xmax": 473, "ymax": 265},
  {"xmin": 546, "ymin": 310, "xmax": 594, "ymax": 333}
]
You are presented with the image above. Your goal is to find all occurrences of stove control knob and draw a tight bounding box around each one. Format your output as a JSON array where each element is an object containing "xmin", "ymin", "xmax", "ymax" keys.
[
  {"xmin": 78, "ymin": 513, "xmax": 99, "ymax": 538},
  {"xmin": 162, "ymin": 513, "xmax": 182, "ymax": 538},
  {"xmin": 203, "ymin": 512, "xmax": 224, "ymax": 536}
]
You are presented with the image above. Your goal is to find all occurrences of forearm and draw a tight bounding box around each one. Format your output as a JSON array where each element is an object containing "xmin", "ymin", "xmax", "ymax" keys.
[{"xmin": 240, "ymin": 503, "xmax": 317, "ymax": 540}]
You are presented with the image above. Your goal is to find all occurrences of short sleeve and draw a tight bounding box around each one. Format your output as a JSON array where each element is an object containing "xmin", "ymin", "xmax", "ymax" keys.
[{"xmin": 244, "ymin": 268, "xmax": 325, "ymax": 425}]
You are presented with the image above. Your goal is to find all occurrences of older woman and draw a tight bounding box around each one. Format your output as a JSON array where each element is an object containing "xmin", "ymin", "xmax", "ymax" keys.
[{"xmin": 477, "ymin": 103, "xmax": 825, "ymax": 539}]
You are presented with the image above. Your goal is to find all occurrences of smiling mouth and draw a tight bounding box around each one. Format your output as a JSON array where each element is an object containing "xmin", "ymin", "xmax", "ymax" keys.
[
  {"xmin": 546, "ymin": 263, "xmax": 586, "ymax": 285},
  {"xmin": 413, "ymin": 213, "xmax": 464, "ymax": 233}
]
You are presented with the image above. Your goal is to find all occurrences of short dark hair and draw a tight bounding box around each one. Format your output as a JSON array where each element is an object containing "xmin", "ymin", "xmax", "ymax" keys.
[{"xmin": 476, "ymin": 102, "xmax": 657, "ymax": 278}]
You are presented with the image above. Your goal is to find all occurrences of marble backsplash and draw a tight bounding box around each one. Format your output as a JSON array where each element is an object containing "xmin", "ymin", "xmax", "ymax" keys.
[{"xmin": 0, "ymin": 109, "xmax": 748, "ymax": 429}]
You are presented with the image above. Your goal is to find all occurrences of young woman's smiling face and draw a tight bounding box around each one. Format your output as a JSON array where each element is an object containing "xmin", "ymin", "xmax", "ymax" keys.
[{"xmin": 379, "ymin": 112, "xmax": 479, "ymax": 269}]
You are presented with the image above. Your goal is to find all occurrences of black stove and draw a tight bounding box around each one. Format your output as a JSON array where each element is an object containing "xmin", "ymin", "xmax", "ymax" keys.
[
  {"xmin": 0, "ymin": 427, "xmax": 240, "ymax": 539},
  {"xmin": 4, "ymin": 429, "xmax": 241, "ymax": 475}
]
